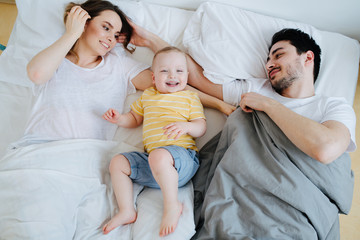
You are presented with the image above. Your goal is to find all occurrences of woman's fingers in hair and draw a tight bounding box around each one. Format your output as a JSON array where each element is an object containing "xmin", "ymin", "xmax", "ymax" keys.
[
  {"xmin": 116, "ymin": 33, "xmax": 127, "ymax": 43},
  {"xmin": 69, "ymin": 6, "xmax": 90, "ymax": 21},
  {"xmin": 65, "ymin": 6, "xmax": 90, "ymax": 37},
  {"xmin": 126, "ymin": 17, "xmax": 134, "ymax": 26}
]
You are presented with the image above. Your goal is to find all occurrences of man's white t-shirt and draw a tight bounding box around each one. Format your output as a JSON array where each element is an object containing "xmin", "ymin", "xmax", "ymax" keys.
[
  {"xmin": 223, "ymin": 78, "xmax": 357, "ymax": 152},
  {"xmin": 15, "ymin": 47, "xmax": 148, "ymax": 147}
]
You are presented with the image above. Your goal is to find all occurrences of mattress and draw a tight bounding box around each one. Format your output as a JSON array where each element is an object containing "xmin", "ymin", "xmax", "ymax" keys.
[{"xmin": 0, "ymin": 0, "xmax": 358, "ymax": 239}]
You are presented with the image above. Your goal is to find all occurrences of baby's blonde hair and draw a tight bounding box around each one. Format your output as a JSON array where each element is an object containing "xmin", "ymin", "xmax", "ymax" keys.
[{"xmin": 152, "ymin": 46, "xmax": 186, "ymax": 68}]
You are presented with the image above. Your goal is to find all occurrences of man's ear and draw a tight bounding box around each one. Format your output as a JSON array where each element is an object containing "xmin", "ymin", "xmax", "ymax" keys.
[{"xmin": 305, "ymin": 50, "xmax": 315, "ymax": 65}]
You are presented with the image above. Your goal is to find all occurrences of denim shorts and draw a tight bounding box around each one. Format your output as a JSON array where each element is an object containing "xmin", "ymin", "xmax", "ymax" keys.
[{"xmin": 122, "ymin": 145, "xmax": 199, "ymax": 188}]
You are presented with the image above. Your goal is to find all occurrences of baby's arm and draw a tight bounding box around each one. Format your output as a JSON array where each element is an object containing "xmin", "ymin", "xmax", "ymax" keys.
[
  {"xmin": 103, "ymin": 108, "xmax": 143, "ymax": 128},
  {"xmin": 163, "ymin": 118, "xmax": 206, "ymax": 140}
]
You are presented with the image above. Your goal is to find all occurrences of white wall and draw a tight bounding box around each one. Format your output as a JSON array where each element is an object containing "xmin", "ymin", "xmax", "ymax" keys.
[{"xmin": 137, "ymin": 0, "xmax": 360, "ymax": 42}]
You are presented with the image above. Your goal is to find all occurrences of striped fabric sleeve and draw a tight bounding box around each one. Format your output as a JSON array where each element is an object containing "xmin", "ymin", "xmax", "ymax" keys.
[
  {"xmin": 130, "ymin": 96, "xmax": 144, "ymax": 116},
  {"xmin": 189, "ymin": 93, "xmax": 206, "ymax": 120}
]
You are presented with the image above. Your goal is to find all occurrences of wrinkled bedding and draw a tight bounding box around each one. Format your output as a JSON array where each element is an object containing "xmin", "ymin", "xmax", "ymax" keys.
[
  {"xmin": 0, "ymin": 139, "xmax": 136, "ymax": 239},
  {"xmin": 1, "ymin": 1, "xmax": 359, "ymax": 239},
  {"xmin": 0, "ymin": 139, "xmax": 195, "ymax": 240},
  {"xmin": 192, "ymin": 109, "xmax": 354, "ymax": 240}
]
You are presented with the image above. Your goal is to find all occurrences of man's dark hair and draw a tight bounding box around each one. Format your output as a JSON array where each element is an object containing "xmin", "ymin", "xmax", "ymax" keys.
[{"xmin": 270, "ymin": 28, "xmax": 321, "ymax": 83}]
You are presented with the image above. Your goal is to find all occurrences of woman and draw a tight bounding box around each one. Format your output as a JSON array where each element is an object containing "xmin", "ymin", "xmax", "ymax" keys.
[{"xmin": 21, "ymin": 0, "xmax": 234, "ymax": 148}]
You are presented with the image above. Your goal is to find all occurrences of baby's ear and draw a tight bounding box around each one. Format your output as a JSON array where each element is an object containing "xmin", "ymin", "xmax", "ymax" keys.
[{"xmin": 151, "ymin": 72, "xmax": 155, "ymax": 84}]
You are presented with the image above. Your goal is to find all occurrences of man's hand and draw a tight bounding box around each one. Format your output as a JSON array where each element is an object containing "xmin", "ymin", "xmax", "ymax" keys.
[{"xmin": 239, "ymin": 92, "xmax": 277, "ymax": 113}]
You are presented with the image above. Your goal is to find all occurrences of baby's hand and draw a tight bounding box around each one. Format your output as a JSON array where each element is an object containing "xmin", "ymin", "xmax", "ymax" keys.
[
  {"xmin": 103, "ymin": 108, "xmax": 120, "ymax": 124},
  {"xmin": 163, "ymin": 122, "xmax": 189, "ymax": 140}
]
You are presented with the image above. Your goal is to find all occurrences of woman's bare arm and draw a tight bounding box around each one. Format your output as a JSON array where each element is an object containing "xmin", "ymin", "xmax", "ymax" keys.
[{"xmin": 27, "ymin": 6, "xmax": 90, "ymax": 84}]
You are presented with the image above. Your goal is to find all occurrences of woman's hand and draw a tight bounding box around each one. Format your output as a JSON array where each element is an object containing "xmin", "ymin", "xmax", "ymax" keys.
[
  {"xmin": 65, "ymin": 6, "xmax": 91, "ymax": 40},
  {"xmin": 126, "ymin": 19, "xmax": 169, "ymax": 52},
  {"xmin": 127, "ymin": 20, "xmax": 152, "ymax": 47}
]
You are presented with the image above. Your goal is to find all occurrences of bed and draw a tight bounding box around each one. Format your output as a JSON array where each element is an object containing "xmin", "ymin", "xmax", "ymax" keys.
[{"xmin": 0, "ymin": 0, "xmax": 359, "ymax": 239}]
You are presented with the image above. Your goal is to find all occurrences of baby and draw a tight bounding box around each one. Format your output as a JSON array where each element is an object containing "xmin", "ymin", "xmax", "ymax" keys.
[{"xmin": 102, "ymin": 46, "xmax": 206, "ymax": 236}]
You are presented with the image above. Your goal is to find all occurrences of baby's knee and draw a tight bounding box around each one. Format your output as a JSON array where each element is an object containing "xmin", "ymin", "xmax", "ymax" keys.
[
  {"xmin": 109, "ymin": 154, "xmax": 130, "ymax": 174},
  {"xmin": 148, "ymin": 148, "xmax": 173, "ymax": 169}
]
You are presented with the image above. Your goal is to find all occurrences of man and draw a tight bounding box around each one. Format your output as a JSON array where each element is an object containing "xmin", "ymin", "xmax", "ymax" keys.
[
  {"xmin": 187, "ymin": 28, "xmax": 356, "ymax": 163},
  {"xmin": 188, "ymin": 28, "xmax": 356, "ymax": 239}
]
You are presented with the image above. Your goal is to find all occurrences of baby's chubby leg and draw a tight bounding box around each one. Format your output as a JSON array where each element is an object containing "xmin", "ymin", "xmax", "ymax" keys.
[
  {"xmin": 103, "ymin": 154, "xmax": 137, "ymax": 234},
  {"xmin": 148, "ymin": 148, "xmax": 183, "ymax": 237}
]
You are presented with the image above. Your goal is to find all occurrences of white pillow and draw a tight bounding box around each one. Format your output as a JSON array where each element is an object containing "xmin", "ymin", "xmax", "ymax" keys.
[
  {"xmin": 123, "ymin": 0, "xmax": 194, "ymax": 65},
  {"xmin": 0, "ymin": 0, "xmax": 193, "ymax": 87},
  {"xmin": 183, "ymin": 2, "xmax": 360, "ymax": 104},
  {"xmin": 0, "ymin": 0, "xmax": 68, "ymax": 87}
]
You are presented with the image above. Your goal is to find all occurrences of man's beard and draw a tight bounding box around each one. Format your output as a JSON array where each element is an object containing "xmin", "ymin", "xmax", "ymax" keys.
[
  {"xmin": 271, "ymin": 60, "xmax": 302, "ymax": 94},
  {"xmin": 272, "ymin": 76, "xmax": 296, "ymax": 94}
]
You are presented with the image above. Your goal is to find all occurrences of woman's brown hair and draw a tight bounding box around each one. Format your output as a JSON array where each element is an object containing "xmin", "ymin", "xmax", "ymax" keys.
[{"xmin": 64, "ymin": 0, "xmax": 134, "ymax": 61}]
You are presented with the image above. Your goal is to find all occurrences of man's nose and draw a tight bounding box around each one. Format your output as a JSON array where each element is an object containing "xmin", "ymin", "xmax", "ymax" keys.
[{"xmin": 266, "ymin": 60, "xmax": 274, "ymax": 70}]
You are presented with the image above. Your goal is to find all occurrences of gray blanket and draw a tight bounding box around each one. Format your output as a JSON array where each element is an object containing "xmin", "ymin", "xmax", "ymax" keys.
[{"xmin": 192, "ymin": 109, "xmax": 354, "ymax": 240}]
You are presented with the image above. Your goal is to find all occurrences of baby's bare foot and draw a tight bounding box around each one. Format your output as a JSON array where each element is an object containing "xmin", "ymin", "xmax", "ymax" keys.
[
  {"xmin": 102, "ymin": 209, "xmax": 137, "ymax": 234},
  {"xmin": 159, "ymin": 202, "xmax": 183, "ymax": 237}
]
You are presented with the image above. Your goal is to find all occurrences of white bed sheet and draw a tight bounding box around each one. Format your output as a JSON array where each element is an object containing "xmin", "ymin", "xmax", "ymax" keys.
[
  {"xmin": 0, "ymin": 137, "xmax": 197, "ymax": 240},
  {"xmin": 0, "ymin": 0, "xmax": 359, "ymax": 240}
]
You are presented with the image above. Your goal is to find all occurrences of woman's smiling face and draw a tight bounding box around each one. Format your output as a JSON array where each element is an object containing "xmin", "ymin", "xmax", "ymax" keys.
[{"xmin": 82, "ymin": 10, "xmax": 122, "ymax": 55}]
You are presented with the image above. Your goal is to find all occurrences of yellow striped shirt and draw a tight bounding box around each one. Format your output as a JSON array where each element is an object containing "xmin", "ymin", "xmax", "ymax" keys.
[{"xmin": 131, "ymin": 87, "xmax": 205, "ymax": 152}]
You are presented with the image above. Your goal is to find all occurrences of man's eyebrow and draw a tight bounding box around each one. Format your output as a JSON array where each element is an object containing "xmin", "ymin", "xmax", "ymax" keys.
[{"xmin": 267, "ymin": 47, "xmax": 284, "ymax": 62}]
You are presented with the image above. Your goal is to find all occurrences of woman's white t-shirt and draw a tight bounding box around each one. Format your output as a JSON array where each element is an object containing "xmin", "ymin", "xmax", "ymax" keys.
[
  {"xmin": 16, "ymin": 47, "xmax": 148, "ymax": 146},
  {"xmin": 223, "ymin": 78, "xmax": 357, "ymax": 152}
]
